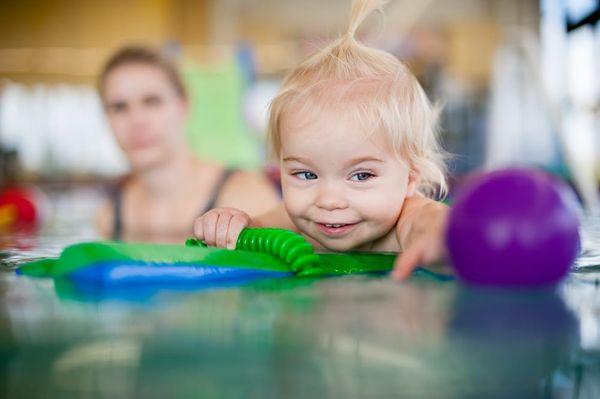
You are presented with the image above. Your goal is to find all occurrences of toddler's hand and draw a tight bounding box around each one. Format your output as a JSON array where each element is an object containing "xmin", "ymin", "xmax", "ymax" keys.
[
  {"xmin": 391, "ymin": 230, "xmax": 446, "ymax": 280},
  {"xmin": 392, "ymin": 201, "xmax": 449, "ymax": 281},
  {"xmin": 193, "ymin": 207, "xmax": 251, "ymax": 249}
]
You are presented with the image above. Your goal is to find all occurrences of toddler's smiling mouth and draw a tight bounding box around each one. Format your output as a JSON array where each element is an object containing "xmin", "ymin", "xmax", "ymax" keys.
[{"xmin": 315, "ymin": 222, "xmax": 359, "ymax": 236}]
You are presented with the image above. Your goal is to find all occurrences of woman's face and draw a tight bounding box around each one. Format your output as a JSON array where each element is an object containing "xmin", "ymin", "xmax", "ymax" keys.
[{"xmin": 103, "ymin": 63, "xmax": 188, "ymax": 171}]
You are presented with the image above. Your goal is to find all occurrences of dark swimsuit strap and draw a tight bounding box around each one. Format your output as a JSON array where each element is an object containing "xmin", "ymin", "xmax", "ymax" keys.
[
  {"xmin": 111, "ymin": 184, "xmax": 124, "ymax": 241},
  {"xmin": 111, "ymin": 169, "xmax": 237, "ymax": 240},
  {"xmin": 200, "ymin": 168, "xmax": 236, "ymax": 215}
]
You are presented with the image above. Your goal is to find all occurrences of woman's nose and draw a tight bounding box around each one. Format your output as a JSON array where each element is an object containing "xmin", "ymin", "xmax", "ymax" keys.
[
  {"xmin": 128, "ymin": 105, "xmax": 150, "ymax": 129},
  {"xmin": 314, "ymin": 183, "xmax": 348, "ymax": 210}
]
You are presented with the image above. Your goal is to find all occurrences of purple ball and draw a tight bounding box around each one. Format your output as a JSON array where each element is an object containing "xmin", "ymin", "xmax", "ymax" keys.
[{"xmin": 446, "ymin": 168, "xmax": 580, "ymax": 286}]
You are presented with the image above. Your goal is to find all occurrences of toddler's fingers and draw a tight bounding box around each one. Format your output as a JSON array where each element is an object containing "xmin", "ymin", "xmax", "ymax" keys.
[
  {"xmin": 215, "ymin": 212, "xmax": 233, "ymax": 248},
  {"xmin": 391, "ymin": 244, "xmax": 422, "ymax": 281},
  {"xmin": 193, "ymin": 217, "xmax": 204, "ymax": 240},
  {"xmin": 226, "ymin": 214, "xmax": 249, "ymax": 250},
  {"xmin": 201, "ymin": 211, "xmax": 219, "ymax": 246}
]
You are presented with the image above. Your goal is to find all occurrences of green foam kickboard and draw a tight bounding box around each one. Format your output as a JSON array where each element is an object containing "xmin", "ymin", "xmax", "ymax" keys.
[{"xmin": 18, "ymin": 228, "xmax": 453, "ymax": 282}]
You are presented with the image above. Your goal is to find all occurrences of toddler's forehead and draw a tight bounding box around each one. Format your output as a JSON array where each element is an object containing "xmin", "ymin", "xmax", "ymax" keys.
[
  {"xmin": 280, "ymin": 108, "xmax": 400, "ymax": 159},
  {"xmin": 281, "ymin": 102, "xmax": 390, "ymax": 148},
  {"xmin": 284, "ymin": 78, "xmax": 393, "ymax": 122},
  {"xmin": 281, "ymin": 94, "xmax": 373, "ymax": 133}
]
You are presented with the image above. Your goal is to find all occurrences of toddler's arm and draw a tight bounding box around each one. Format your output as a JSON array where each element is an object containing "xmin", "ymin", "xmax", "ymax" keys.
[
  {"xmin": 193, "ymin": 203, "xmax": 295, "ymax": 249},
  {"xmin": 392, "ymin": 196, "xmax": 449, "ymax": 281}
]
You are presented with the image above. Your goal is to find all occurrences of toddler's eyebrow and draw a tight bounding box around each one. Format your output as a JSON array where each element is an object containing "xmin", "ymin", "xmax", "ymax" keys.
[
  {"xmin": 345, "ymin": 156, "xmax": 384, "ymax": 167},
  {"xmin": 283, "ymin": 156, "xmax": 311, "ymax": 164},
  {"xmin": 283, "ymin": 156, "xmax": 384, "ymax": 166}
]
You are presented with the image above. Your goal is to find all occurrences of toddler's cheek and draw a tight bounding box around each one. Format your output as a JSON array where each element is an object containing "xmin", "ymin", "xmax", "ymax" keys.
[
  {"xmin": 358, "ymin": 195, "xmax": 403, "ymax": 220},
  {"xmin": 282, "ymin": 190, "xmax": 309, "ymax": 216},
  {"xmin": 371, "ymin": 209, "xmax": 403, "ymax": 234}
]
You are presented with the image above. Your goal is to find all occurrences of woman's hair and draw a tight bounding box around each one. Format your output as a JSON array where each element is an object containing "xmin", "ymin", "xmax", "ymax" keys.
[
  {"xmin": 97, "ymin": 45, "xmax": 187, "ymax": 101},
  {"xmin": 268, "ymin": 0, "xmax": 447, "ymax": 197}
]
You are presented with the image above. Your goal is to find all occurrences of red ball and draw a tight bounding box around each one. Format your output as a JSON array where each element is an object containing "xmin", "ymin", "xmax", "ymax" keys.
[{"xmin": 0, "ymin": 187, "xmax": 38, "ymax": 227}]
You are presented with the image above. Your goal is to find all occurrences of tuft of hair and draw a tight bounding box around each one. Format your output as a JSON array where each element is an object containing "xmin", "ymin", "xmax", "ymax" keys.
[{"xmin": 268, "ymin": 0, "xmax": 448, "ymax": 198}]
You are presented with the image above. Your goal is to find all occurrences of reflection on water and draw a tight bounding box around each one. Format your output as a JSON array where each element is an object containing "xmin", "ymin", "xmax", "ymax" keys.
[
  {"xmin": 0, "ymin": 197, "xmax": 599, "ymax": 398},
  {"xmin": 1, "ymin": 274, "xmax": 598, "ymax": 398},
  {"xmin": 448, "ymin": 288, "xmax": 579, "ymax": 398},
  {"xmin": 576, "ymin": 213, "xmax": 600, "ymax": 269}
]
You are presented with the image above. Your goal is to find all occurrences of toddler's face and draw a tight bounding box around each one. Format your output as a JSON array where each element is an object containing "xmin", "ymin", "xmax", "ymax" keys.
[{"xmin": 280, "ymin": 107, "xmax": 416, "ymax": 252}]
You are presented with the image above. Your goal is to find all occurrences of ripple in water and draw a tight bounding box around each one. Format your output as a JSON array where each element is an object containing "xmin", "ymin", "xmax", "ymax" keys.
[
  {"xmin": 575, "ymin": 213, "xmax": 600, "ymax": 270},
  {"xmin": 0, "ymin": 222, "xmax": 100, "ymax": 271}
]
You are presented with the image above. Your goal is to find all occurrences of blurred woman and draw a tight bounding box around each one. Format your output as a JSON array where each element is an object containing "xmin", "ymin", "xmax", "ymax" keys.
[{"xmin": 96, "ymin": 46, "xmax": 279, "ymax": 242}]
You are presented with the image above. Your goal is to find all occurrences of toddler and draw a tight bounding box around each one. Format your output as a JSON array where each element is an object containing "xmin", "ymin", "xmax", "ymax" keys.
[{"xmin": 194, "ymin": 0, "xmax": 449, "ymax": 280}]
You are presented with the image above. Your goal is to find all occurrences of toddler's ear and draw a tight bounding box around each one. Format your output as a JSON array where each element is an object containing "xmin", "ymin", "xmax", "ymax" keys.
[{"xmin": 406, "ymin": 170, "xmax": 419, "ymax": 197}]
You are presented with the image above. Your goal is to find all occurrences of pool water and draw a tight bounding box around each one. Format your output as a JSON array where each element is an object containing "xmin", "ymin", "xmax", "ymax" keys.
[
  {"xmin": 577, "ymin": 214, "xmax": 600, "ymax": 268},
  {"xmin": 0, "ymin": 198, "xmax": 599, "ymax": 398}
]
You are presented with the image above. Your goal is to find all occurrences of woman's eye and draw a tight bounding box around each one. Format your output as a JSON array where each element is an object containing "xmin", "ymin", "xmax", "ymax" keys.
[
  {"xmin": 293, "ymin": 171, "xmax": 318, "ymax": 180},
  {"xmin": 350, "ymin": 172, "xmax": 374, "ymax": 181},
  {"xmin": 144, "ymin": 95, "xmax": 163, "ymax": 107},
  {"xmin": 108, "ymin": 102, "xmax": 127, "ymax": 114}
]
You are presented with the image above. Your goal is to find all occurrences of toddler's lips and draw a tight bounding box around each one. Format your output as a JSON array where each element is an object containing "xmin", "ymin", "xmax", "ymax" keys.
[{"xmin": 315, "ymin": 222, "xmax": 358, "ymax": 237}]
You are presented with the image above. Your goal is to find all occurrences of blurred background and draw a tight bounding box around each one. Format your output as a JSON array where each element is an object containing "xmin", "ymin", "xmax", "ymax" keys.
[{"xmin": 0, "ymin": 0, "xmax": 598, "ymax": 232}]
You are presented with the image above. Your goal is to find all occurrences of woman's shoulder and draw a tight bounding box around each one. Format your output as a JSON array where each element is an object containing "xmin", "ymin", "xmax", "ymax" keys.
[
  {"xmin": 225, "ymin": 169, "xmax": 272, "ymax": 186},
  {"xmin": 217, "ymin": 169, "xmax": 280, "ymax": 216}
]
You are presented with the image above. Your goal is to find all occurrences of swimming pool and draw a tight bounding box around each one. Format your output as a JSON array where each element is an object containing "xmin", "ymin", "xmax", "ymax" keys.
[{"xmin": 0, "ymin": 198, "xmax": 599, "ymax": 398}]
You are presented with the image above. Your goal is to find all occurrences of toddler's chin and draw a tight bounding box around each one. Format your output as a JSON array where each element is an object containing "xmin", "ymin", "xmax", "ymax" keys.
[
  {"xmin": 297, "ymin": 222, "xmax": 361, "ymax": 252},
  {"xmin": 315, "ymin": 238, "xmax": 357, "ymax": 253}
]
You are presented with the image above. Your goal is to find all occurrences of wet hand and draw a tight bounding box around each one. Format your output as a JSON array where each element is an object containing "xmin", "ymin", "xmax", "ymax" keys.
[
  {"xmin": 193, "ymin": 207, "xmax": 251, "ymax": 249},
  {"xmin": 391, "ymin": 230, "xmax": 446, "ymax": 280},
  {"xmin": 392, "ymin": 202, "xmax": 449, "ymax": 281}
]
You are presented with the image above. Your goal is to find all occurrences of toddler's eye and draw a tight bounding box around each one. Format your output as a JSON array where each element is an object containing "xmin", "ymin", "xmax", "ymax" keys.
[
  {"xmin": 350, "ymin": 172, "xmax": 374, "ymax": 181},
  {"xmin": 294, "ymin": 171, "xmax": 318, "ymax": 180}
]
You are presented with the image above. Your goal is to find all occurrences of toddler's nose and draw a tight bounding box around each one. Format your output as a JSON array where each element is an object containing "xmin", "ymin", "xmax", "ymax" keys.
[{"xmin": 314, "ymin": 185, "xmax": 348, "ymax": 210}]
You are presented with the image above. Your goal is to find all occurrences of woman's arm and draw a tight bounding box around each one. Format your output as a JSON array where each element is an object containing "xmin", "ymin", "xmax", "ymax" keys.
[{"xmin": 95, "ymin": 202, "xmax": 115, "ymax": 239}]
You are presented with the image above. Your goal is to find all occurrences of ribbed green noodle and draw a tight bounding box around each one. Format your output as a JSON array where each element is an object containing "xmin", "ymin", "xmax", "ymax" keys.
[{"xmin": 235, "ymin": 228, "xmax": 319, "ymax": 272}]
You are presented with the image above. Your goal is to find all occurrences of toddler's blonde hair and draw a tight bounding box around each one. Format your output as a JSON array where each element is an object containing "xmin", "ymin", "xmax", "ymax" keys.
[{"xmin": 268, "ymin": 0, "xmax": 447, "ymax": 198}]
